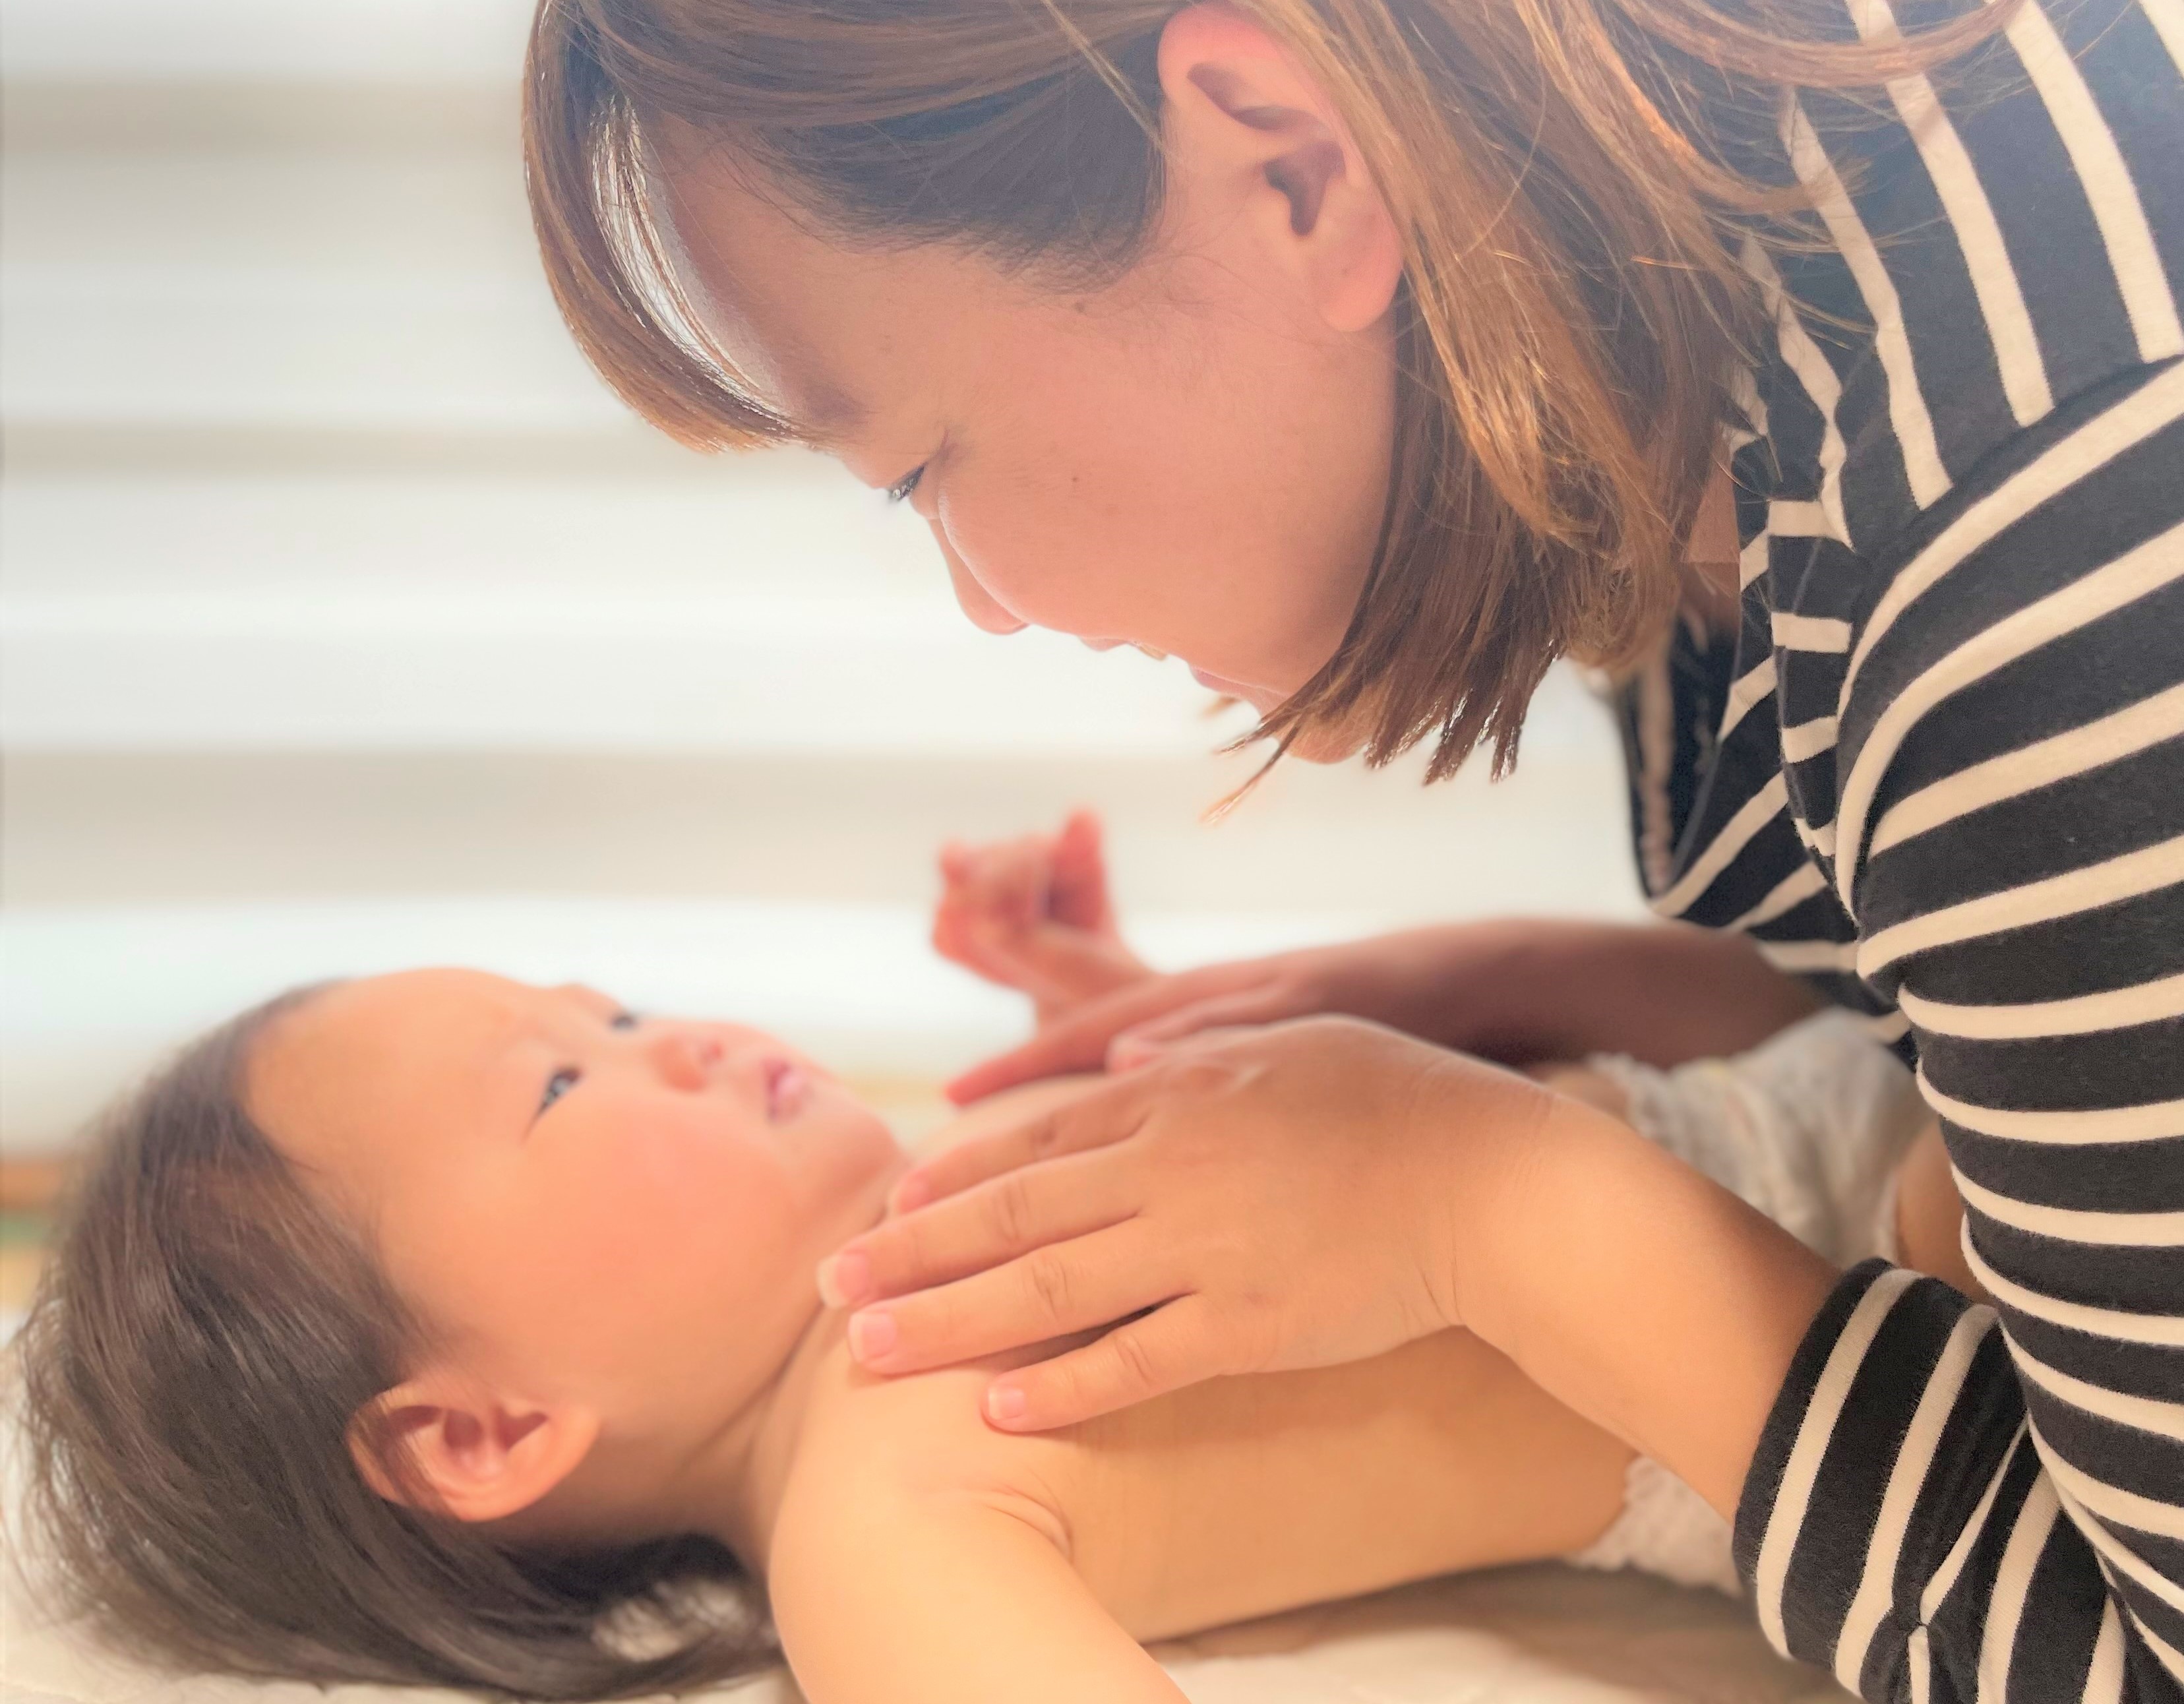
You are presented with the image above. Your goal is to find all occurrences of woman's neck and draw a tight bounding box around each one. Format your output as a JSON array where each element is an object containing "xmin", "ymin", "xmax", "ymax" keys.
[{"xmin": 1680, "ymin": 464, "xmax": 1744, "ymax": 632}]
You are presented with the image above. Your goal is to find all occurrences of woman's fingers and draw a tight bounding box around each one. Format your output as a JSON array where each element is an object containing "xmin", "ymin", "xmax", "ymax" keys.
[
  {"xmin": 945, "ymin": 968, "xmax": 1252, "ymax": 1103},
  {"xmin": 1107, "ymin": 983, "xmax": 1295, "ymax": 1066},
  {"xmin": 822, "ymin": 1140, "xmax": 1138, "ymax": 1308},
  {"xmin": 839, "ymin": 1222, "xmax": 1172, "ymax": 1378},
  {"xmin": 981, "ymin": 1299, "xmax": 1232, "ymax": 1432},
  {"xmin": 886, "ymin": 1081, "xmax": 1151, "ymax": 1218}
]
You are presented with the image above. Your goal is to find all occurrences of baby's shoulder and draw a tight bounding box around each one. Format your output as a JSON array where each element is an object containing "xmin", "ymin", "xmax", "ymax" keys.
[{"xmin": 781, "ymin": 1335, "xmax": 1091, "ymax": 1550}]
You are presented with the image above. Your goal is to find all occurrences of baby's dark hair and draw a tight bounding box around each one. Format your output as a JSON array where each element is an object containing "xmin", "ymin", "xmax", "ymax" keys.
[{"xmin": 15, "ymin": 985, "xmax": 772, "ymax": 1700}]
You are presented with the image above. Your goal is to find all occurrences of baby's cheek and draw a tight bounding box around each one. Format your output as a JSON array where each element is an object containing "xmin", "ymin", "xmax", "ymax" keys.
[{"xmin": 561, "ymin": 1130, "xmax": 777, "ymax": 1283}]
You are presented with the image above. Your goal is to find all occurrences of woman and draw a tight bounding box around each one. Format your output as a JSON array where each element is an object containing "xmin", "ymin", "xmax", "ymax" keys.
[{"xmin": 523, "ymin": 1, "xmax": 2183, "ymax": 1698}]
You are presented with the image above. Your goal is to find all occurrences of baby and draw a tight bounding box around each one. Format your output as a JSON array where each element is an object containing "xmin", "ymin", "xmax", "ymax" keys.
[{"xmin": 17, "ymin": 819, "xmax": 1963, "ymax": 1703}]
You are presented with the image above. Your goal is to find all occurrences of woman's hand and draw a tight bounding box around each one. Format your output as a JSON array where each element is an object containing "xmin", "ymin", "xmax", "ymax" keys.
[
  {"xmin": 826, "ymin": 1015, "xmax": 1840, "ymax": 1516},
  {"xmin": 932, "ymin": 810, "xmax": 1151, "ymax": 1024},
  {"xmin": 946, "ymin": 918, "xmax": 1827, "ymax": 1105},
  {"xmin": 944, "ymin": 923, "xmax": 1525, "ymax": 1103},
  {"xmin": 818, "ymin": 1017, "xmax": 1548, "ymax": 1431}
]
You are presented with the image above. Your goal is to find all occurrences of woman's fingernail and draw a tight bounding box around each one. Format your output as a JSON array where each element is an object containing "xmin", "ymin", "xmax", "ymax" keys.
[
  {"xmin": 892, "ymin": 1174, "xmax": 931, "ymax": 1213},
  {"xmin": 986, "ymin": 1384, "xmax": 1028, "ymax": 1426},
  {"xmin": 816, "ymin": 1249, "xmax": 870, "ymax": 1309},
  {"xmin": 847, "ymin": 1309, "xmax": 897, "ymax": 1364}
]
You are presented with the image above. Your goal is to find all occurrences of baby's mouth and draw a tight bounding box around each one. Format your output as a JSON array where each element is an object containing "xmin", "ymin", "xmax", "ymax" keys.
[{"xmin": 764, "ymin": 1057, "xmax": 811, "ymax": 1122}]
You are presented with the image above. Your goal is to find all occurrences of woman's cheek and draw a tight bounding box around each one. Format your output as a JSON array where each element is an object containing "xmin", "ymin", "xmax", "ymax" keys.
[{"xmin": 940, "ymin": 472, "xmax": 1155, "ymax": 644}]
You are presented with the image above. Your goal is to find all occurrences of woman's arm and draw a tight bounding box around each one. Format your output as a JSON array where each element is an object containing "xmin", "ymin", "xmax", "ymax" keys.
[
  {"xmin": 948, "ymin": 917, "xmax": 1824, "ymax": 1101},
  {"xmin": 1728, "ymin": 360, "xmax": 2184, "ymax": 1701},
  {"xmin": 770, "ymin": 1451, "xmax": 1184, "ymax": 1704}
]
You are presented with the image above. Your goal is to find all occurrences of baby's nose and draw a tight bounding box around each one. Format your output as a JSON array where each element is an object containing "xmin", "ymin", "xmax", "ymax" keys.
[{"xmin": 650, "ymin": 1029, "xmax": 724, "ymax": 1091}]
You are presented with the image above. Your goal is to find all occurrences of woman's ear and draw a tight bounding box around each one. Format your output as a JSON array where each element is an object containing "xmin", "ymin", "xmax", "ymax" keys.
[
  {"xmin": 348, "ymin": 1372, "xmax": 601, "ymax": 1524},
  {"xmin": 1156, "ymin": 1, "xmax": 1404, "ymax": 334}
]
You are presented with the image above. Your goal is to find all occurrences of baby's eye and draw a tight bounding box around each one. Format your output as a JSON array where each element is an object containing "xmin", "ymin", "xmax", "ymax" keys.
[
  {"xmin": 609, "ymin": 1010, "xmax": 641, "ymax": 1030},
  {"xmin": 539, "ymin": 1067, "xmax": 581, "ymax": 1114},
  {"xmin": 884, "ymin": 466, "xmax": 925, "ymax": 505}
]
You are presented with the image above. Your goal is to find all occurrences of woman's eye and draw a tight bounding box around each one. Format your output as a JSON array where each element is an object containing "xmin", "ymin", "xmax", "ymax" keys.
[
  {"xmin": 539, "ymin": 1067, "xmax": 581, "ymax": 1114},
  {"xmin": 609, "ymin": 1010, "xmax": 640, "ymax": 1030},
  {"xmin": 884, "ymin": 466, "xmax": 925, "ymax": 505}
]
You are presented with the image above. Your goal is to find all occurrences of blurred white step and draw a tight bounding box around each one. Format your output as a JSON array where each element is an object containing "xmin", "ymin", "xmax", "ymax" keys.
[
  {"xmin": 1, "ymin": 590, "xmax": 1250, "ymax": 754},
  {"xmin": 3, "ymin": 266, "xmax": 618, "ymax": 434},
  {"xmin": 0, "ymin": 464, "xmax": 934, "ymax": 600},
  {"xmin": 2, "ymin": 148, "xmax": 526, "ymax": 278},
  {"xmin": 0, "ymin": 0, "xmax": 534, "ymax": 83}
]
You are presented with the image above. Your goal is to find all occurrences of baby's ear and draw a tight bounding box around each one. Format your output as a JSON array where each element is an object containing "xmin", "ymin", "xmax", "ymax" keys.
[{"xmin": 348, "ymin": 1372, "xmax": 600, "ymax": 1524}]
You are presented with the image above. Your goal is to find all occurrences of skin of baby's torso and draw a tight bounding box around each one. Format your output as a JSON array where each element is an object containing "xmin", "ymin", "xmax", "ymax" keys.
[{"xmin": 779, "ymin": 1076, "xmax": 1633, "ymax": 1643}]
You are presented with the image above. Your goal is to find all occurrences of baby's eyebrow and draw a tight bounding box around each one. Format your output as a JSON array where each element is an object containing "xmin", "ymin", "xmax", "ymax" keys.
[
  {"xmin": 553, "ymin": 983, "xmax": 626, "ymax": 1020},
  {"xmin": 485, "ymin": 1005, "xmax": 557, "ymax": 1137}
]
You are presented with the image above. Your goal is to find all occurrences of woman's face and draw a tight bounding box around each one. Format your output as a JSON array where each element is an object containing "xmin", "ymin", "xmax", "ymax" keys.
[
  {"xmin": 656, "ymin": 121, "xmax": 1400, "ymax": 719},
  {"xmin": 247, "ymin": 970, "xmax": 899, "ymax": 1442}
]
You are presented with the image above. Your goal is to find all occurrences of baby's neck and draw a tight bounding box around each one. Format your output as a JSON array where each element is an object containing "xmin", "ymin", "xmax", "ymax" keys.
[
  {"xmin": 706, "ymin": 1297, "xmax": 853, "ymax": 1566},
  {"xmin": 663, "ymin": 1084, "xmax": 1099, "ymax": 1567},
  {"xmin": 663, "ymin": 1179, "xmax": 903, "ymax": 1571}
]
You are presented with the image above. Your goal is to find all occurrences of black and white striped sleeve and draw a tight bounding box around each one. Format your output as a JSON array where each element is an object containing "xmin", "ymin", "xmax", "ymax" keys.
[{"xmin": 1733, "ymin": 357, "xmax": 2184, "ymax": 1702}]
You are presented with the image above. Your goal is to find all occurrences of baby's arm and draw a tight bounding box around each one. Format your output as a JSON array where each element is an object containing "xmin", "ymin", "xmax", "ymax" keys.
[{"xmin": 770, "ymin": 1451, "xmax": 1183, "ymax": 1704}]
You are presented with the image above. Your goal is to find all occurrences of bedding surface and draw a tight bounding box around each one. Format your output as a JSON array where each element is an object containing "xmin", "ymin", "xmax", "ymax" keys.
[{"xmin": 5, "ymin": 1524, "xmax": 1850, "ymax": 1704}]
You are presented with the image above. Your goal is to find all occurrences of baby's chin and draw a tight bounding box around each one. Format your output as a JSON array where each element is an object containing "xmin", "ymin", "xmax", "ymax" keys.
[{"xmin": 798, "ymin": 1092, "xmax": 907, "ymax": 1213}]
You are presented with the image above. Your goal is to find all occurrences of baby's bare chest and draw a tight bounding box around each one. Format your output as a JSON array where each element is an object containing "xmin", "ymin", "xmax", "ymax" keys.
[
  {"xmin": 796, "ymin": 1329, "xmax": 1619, "ymax": 1646},
  {"xmin": 1051, "ymin": 1333, "xmax": 1600, "ymax": 1641}
]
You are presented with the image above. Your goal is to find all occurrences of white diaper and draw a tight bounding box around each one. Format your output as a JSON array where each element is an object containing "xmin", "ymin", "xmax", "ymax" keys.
[{"xmin": 1560, "ymin": 1008, "xmax": 1930, "ymax": 1597}]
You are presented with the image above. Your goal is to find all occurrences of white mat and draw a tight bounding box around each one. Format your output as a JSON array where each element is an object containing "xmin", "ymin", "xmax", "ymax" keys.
[
  {"xmin": 1, "ymin": 1377, "xmax": 1844, "ymax": 1704},
  {"xmin": 3, "ymin": 1554, "xmax": 1846, "ymax": 1704}
]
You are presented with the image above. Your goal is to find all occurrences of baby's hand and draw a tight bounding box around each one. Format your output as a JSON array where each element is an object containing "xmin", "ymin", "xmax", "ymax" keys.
[{"xmin": 933, "ymin": 811, "xmax": 1150, "ymax": 1023}]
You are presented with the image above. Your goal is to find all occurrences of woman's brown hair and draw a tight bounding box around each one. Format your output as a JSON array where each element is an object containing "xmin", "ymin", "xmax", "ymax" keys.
[
  {"xmin": 522, "ymin": 0, "xmax": 2014, "ymax": 779},
  {"xmin": 16, "ymin": 989, "xmax": 772, "ymax": 1700}
]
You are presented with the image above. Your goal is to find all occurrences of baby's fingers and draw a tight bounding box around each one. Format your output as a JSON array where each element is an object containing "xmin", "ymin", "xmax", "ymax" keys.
[
  {"xmin": 981, "ymin": 1300, "xmax": 1225, "ymax": 1432},
  {"xmin": 1045, "ymin": 809, "xmax": 1114, "ymax": 934}
]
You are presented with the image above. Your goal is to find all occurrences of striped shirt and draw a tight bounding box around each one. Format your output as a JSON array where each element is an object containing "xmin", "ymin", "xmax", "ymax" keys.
[{"xmin": 1610, "ymin": 0, "xmax": 2184, "ymax": 1696}]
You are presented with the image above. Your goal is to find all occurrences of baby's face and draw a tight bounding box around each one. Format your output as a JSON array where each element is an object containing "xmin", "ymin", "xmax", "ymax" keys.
[{"xmin": 247, "ymin": 969, "xmax": 901, "ymax": 1442}]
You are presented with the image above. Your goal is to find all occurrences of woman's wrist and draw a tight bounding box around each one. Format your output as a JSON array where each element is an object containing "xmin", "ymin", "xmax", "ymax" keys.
[
  {"xmin": 1446, "ymin": 920, "xmax": 1826, "ymax": 1069},
  {"xmin": 1431, "ymin": 1076, "xmax": 1838, "ymax": 1514}
]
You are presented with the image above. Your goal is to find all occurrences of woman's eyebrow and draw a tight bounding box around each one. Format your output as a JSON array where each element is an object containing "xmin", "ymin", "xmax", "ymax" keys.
[
  {"xmin": 785, "ymin": 377, "xmax": 868, "ymax": 444},
  {"xmin": 751, "ymin": 333, "xmax": 870, "ymax": 442}
]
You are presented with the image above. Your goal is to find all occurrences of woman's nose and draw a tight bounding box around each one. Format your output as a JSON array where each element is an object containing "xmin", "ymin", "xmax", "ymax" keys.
[
  {"xmin": 934, "ymin": 525, "xmax": 1027, "ymax": 636},
  {"xmin": 649, "ymin": 1030, "xmax": 723, "ymax": 1092}
]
